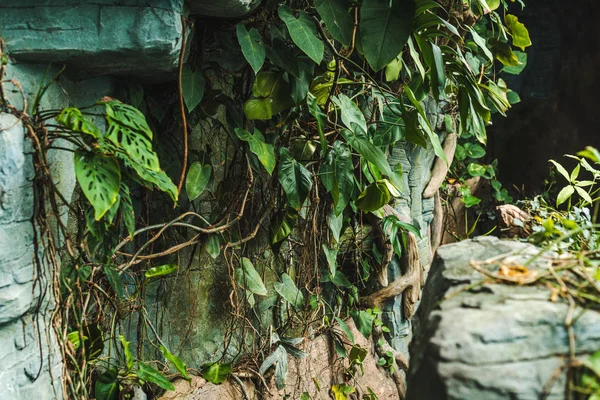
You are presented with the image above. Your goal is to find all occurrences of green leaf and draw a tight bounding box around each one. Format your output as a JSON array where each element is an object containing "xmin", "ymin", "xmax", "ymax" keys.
[
  {"xmin": 502, "ymin": 51, "xmax": 527, "ymax": 75},
  {"xmin": 181, "ymin": 65, "xmax": 205, "ymax": 113},
  {"xmin": 356, "ymin": 181, "xmax": 391, "ymax": 212},
  {"xmin": 259, "ymin": 345, "xmax": 288, "ymax": 390},
  {"xmin": 185, "ymin": 162, "xmax": 212, "ymax": 201},
  {"xmin": 278, "ymin": 6, "xmax": 324, "ymax": 64},
  {"xmin": 322, "ymin": 244, "xmax": 338, "ymax": 277},
  {"xmin": 307, "ymin": 93, "xmax": 327, "ymax": 155},
  {"xmin": 334, "ymin": 317, "xmax": 354, "ymax": 343},
  {"xmin": 278, "ymin": 148, "xmax": 313, "ymax": 210},
  {"xmin": 489, "ymin": 38, "xmax": 520, "ymax": 66},
  {"xmin": 235, "ymin": 257, "xmax": 268, "ymax": 296},
  {"xmin": 95, "ymin": 368, "xmax": 119, "ymax": 400},
  {"xmin": 271, "ymin": 207, "xmax": 299, "ymax": 245},
  {"xmin": 467, "ymin": 163, "xmax": 487, "ymax": 177},
  {"xmin": 56, "ymin": 108, "xmax": 101, "ymax": 139},
  {"xmin": 236, "ymin": 24, "xmax": 266, "ymax": 74},
  {"xmin": 328, "ymin": 206, "xmax": 344, "ymax": 243},
  {"xmin": 119, "ymin": 184, "xmax": 135, "ymax": 239},
  {"xmin": 359, "ymin": 0, "xmax": 415, "ymax": 71},
  {"xmin": 332, "ymin": 383, "xmax": 356, "ymax": 400},
  {"xmin": 464, "ymin": 142, "xmax": 486, "ymax": 159},
  {"xmin": 274, "ymin": 273, "xmax": 305, "ymax": 310},
  {"xmin": 556, "ymin": 185, "xmax": 575, "ymax": 207},
  {"xmin": 104, "ymin": 264, "xmax": 125, "ymax": 299},
  {"xmin": 327, "ymin": 141, "xmax": 355, "ymax": 215},
  {"xmin": 315, "ymin": 0, "xmax": 353, "ymax": 47},
  {"xmin": 137, "ymin": 362, "xmax": 175, "ymax": 391},
  {"xmin": 350, "ymin": 309, "xmax": 376, "ymax": 338},
  {"xmin": 549, "ymin": 160, "xmax": 571, "ymax": 182},
  {"xmin": 468, "ymin": 27, "xmax": 493, "ymax": 63},
  {"xmin": 333, "ymin": 93, "xmax": 368, "ymax": 134},
  {"xmin": 244, "ymin": 72, "xmax": 295, "ymax": 120},
  {"xmin": 574, "ymin": 185, "xmax": 593, "ymax": 205},
  {"xmin": 505, "ymin": 14, "xmax": 531, "ymax": 50},
  {"xmin": 119, "ymin": 335, "xmax": 134, "ymax": 372},
  {"xmin": 202, "ymin": 362, "xmax": 232, "ymax": 385},
  {"xmin": 145, "ymin": 264, "xmax": 178, "ymax": 279},
  {"xmin": 67, "ymin": 331, "xmax": 86, "ymax": 351},
  {"xmin": 206, "ymin": 235, "xmax": 221, "ymax": 259},
  {"xmin": 235, "ymin": 128, "xmax": 276, "ymax": 175},
  {"xmin": 385, "ymin": 56, "xmax": 403, "ymax": 82},
  {"xmin": 74, "ymin": 150, "xmax": 121, "ymax": 221},
  {"xmin": 124, "ymin": 158, "xmax": 178, "ymax": 203},
  {"xmin": 160, "ymin": 345, "xmax": 190, "ymax": 381}
]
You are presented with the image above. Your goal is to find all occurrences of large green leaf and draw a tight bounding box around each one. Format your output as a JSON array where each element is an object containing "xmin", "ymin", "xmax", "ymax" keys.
[
  {"xmin": 278, "ymin": 6, "xmax": 324, "ymax": 64},
  {"xmin": 243, "ymin": 72, "xmax": 295, "ymax": 120},
  {"xmin": 235, "ymin": 257, "xmax": 268, "ymax": 296},
  {"xmin": 186, "ymin": 161, "xmax": 212, "ymax": 200},
  {"xmin": 95, "ymin": 368, "xmax": 119, "ymax": 400},
  {"xmin": 160, "ymin": 345, "xmax": 191, "ymax": 381},
  {"xmin": 181, "ymin": 65, "xmax": 205, "ymax": 113},
  {"xmin": 505, "ymin": 14, "xmax": 531, "ymax": 51},
  {"xmin": 202, "ymin": 362, "xmax": 232, "ymax": 385},
  {"xmin": 74, "ymin": 150, "xmax": 121, "ymax": 221},
  {"xmin": 359, "ymin": 0, "xmax": 415, "ymax": 71},
  {"xmin": 350, "ymin": 309, "xmax": 376, "ymax": 338},
  {"xmin": 102, "ymin": 100, "xmax": 153, "ymax": 140},
  {"xmin": 235, "ymin": 128, "xmax": 276, "ymax": 174},
  {"xmin": 333, "ymin": 93, "xmax": 368, "ymax": 134},
  {"xmin": 278, "ymin": 148, "xmax": 313, "ymax": 210},
  {"xmin": 314, "ymin": 0, "xmax": 353, "ymax": 47},
  {"xmin": 136, "ymin": 362, "xmax": 175, "ymax": 391},
  {"xmin": 236, "ymin": 24, "xmax": 266, "ymax": 74},
  {"xmin": 271, "ymin": 207, "xmax": 299, "ymax": 245},
  {"xmin": 356, "ymin": 180, "xmax": 391, "ymax": 212},
  {"xmin": 123, "ymin": 158, "xmax": 178, "ymax": 203},
  {"xmin": 274, "ymin": 273, "xmax": 305, "ymax": 310},
  {"xmin": 307, "ymin": 93, "xmax": 327, "ymax": 154}
]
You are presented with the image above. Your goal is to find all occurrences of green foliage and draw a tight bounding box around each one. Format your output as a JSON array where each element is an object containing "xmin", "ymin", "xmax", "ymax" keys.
[
  {"xmin": 144, "ymin": 264, "xmax": 178, "ymax": 279},
  {"xmin": 202, "ymin": 362, "xmax": 232, "ymax": 385},
  {"xmin": 181, "ymin": 65, "xmax": 205, "ymax": 113},
  {"xmin": 236, "ymin": 24, "xmax": 266, "ymax": 74},
  {"xmin": 235, "ymin": 257, "xmax": 268, "ymax": 296},
  {"xmin": 137, "ymin": 362, "xmax": 176, "ymax": 391},
  {"xmin": 185, "ymin": 161, "xmax": 212, "ymax": 200}
]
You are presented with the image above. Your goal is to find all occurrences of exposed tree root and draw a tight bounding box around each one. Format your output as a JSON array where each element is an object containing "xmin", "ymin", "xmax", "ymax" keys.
[
  {"xmin": 361, "ymin": 232, "xmax": 421, "ymax": 320},
  {"xmin": 423, "ymin": 133, "xmax": 457, "ymax": 198}
]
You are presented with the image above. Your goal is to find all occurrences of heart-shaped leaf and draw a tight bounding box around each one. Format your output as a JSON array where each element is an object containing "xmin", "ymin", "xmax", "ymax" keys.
[
  {"xmin": 186, "ymin": 162, "xmax": 212, "ymax": 200},
  {"xmin": 235, "ymin": 128, "xmax": 276, "ymax": 174},
  {"xmin": 181, "ymin": 65, "xmax": 205, "ymax": 113},
  {"xmin": 236, "ymin": 24, "xmax": 266, "ymax": 74},
  {"xmin": 235, "ymin": 257, "xmax": 268, "ymax": 296},
  {"xmin": 278, "ymin": 5, "xmax": 324, "ymax": 64},
  {"xmin": 278, "ymin": 148, "xmax": 313, "ymax": 210}
]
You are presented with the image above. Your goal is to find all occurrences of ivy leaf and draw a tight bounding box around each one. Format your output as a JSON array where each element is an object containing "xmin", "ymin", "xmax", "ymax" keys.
[
  {"xmin": 160, "ymin": 345, "xmax": 191, "ymax": 381},
  {"xmin": 278, "ymin": 148, "xmax": 313, "ymax": 210},
  {"xmin": 274, "ymin": 273, "xmax": 305, "ymax": 310},
  {"xmin": 145, "ymin": 264, "xmax": 178, "ymax": 279},
  {"xmin": 235, "ymin": 128, "xmax": 276, "ymax": 174},
  {"xmin": 202, "ymin": 362, "xmax": 232, "ymax": 385},
  {"xmin": 235, "ymin": 257, "xmax": 268, "ymax": 296},
  {"xmin": 236, "ymin": 24, "xmax": 266, "ymax": 74},
  {"xmin": 186, "ymin": 162, "xmax": 212, "ymax": 201},
  {"xmin": 505, "ymin": 14, "xmax": 532, "ymax": 51},
  {"xmin": 467, "ymin": 163, "xmax": 487, "ymax": 177},
  {"xmin": 359, "ymin": 0, "xmax": 415, "ymax": 71},
  {"xmin": 136, "ymin": 362, "xmax": 175, "ymax": 391},
  {"xmin": 181, "ymin": 65, "xmax": 205, "ymax": 113},
  {"xmin": 74, "ymin": 150, "xmax": 121, "ymax": 221},
  {"xmin": 278, "ymin": 6, "xmax": 324, "ymax": 64},
  {"xmin": 356, "ymin": 181, "xmax": 391, "ymax": 212},
  {"xmin": 95, "ymin": 368, "xmax": 119, "ymax": 400},
  {"xmin": 314, "ymin": 0, "xmax": 353, "ymax": 47}
]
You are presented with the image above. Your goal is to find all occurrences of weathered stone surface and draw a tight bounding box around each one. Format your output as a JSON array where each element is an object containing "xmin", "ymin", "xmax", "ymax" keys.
[
  {"xmin": 1, "ymin": 0, "xmax": 184, "ymax": 80},
  {"xmin": 187, "ymin": 0, "xmax": 262, "ymax": 17},
  {"xmin": 407, "ymin": 236, "xmax": 600, "ymax": 400},
  {"xmin": 0, "ymin": 114, "xmax": 63, "ymax": 399}
]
